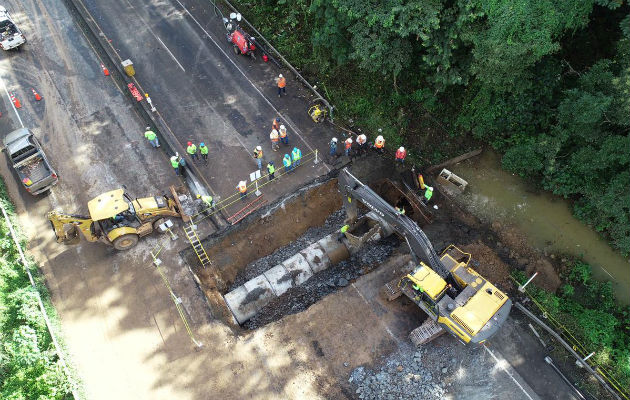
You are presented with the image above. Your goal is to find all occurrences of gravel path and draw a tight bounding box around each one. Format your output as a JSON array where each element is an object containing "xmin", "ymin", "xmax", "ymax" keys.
[
  {"xmin": 230, "ymin": 209, "xmax": 347, "ymax": 289},
  {"xmin": 243, "ymin": 236, "xmax": 400, "ymax": 329}
]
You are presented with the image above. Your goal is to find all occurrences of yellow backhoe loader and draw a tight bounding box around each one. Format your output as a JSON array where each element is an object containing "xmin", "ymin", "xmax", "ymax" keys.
[{"xmin": 47, "ymin": 185, "xmax": 190, "ymax": 251}]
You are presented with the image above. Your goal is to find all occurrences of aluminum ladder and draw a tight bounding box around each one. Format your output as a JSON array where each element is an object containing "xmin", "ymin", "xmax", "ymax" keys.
[{"xmin": 183, "ymin": 222, "xmax": 211, "ymax": 268}]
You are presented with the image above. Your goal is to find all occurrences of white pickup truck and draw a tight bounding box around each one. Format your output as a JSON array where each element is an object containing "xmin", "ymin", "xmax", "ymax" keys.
[
  {"xmin": 0, "ymin": 6, "xmax": 25, "ymax": 50},
  {"xmin": 2, "ymin": 128, "xmax": 58, "ymax": 194}
]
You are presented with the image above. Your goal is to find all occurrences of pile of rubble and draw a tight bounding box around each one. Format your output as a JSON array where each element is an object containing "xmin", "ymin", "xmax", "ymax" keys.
[{"xmin": 349, "ymin": 344, "xmax": 457, "ymax": 400}]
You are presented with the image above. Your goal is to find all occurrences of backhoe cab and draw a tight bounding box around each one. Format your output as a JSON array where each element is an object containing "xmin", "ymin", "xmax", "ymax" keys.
[{"xmin": 48, "ymin": 186, "xmax": 188, "ymax": 251}]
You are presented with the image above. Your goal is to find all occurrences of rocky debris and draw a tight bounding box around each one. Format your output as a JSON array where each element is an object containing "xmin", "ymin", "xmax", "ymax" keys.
[
  {"xmin": 242, "ymin": 236, "xmax": 399, "ymax": 329},
  {"xmin": 349, "ymin": 346, "xmax": 447, "ymax": 400},
  {"xmin": 230, "ymin": 209, "xmax": 347, "ymax": 290}
]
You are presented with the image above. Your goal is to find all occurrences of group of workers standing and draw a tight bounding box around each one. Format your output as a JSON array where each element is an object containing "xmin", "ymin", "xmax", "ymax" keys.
[{"xmin": 329, "ymin": 133, "xmax": 407, "ymax": 164}]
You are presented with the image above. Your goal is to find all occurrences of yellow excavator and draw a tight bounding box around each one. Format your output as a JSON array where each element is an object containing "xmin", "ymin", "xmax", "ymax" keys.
[
  {"xmin": 338, "ymin": 169, "xmax": 511, "ymax": 346},
  {"xmin": 47, "ymin": 186, "xmax": 189, "ymax": 251}
]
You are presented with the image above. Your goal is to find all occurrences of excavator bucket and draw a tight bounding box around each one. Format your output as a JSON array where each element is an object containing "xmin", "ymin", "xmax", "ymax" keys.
[{"xmin": 61, "ymin": 225, "xmax": 81, "ymax": 245}]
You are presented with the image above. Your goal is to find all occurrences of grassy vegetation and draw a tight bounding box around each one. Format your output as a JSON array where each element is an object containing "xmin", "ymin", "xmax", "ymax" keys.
[
  {"xmin": 513, "ymin": 263, "xmax": 630, "ymax": 394},
  {"xmin": 0, "ymin": 178, "xmax": 76, "ymax": 399},
  {"xmin": 228, "ymin": 0, "xmax": 630, "ymax": 255}
]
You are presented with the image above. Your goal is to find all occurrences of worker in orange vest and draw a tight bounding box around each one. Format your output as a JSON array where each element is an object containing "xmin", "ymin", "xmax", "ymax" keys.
[
  {"xmin": 395, "ymin": 146, "xmax": 407, "ymax": 164},
  {"xmin": 344, "ymin": 137, "xmax": 353, "ymax": 156},
  {"xmin": 270, "ymin": 129, "xmax": 279, "ymax": 151},
  {"xmin": 374, "ymin": 135, "xmax": 385, "ymax": 153},
  {"xmin": 279, "ymin": 124, "xmax": 289, "ymax": 145},
  {"xmin": 272, "ymin": 117, "xmax": 280, "ymax": 132},
  {"xmin": 276, "ymin": 74, "xmax": 286, "ymax": 97},
  {"xmin": 237, "ymin": 180, "xmax": 247, "ymax": 201}
]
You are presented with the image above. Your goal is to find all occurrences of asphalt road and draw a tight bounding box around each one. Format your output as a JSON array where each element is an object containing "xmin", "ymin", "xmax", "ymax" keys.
[{"xmin": 80, "ymin": 0, "xmax": 333, "ymax": 217}]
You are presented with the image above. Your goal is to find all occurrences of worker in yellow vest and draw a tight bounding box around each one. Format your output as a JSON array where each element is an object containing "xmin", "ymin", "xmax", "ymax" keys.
[
  {"xmin": 199, "ymin": 142, "xmax": 209, "ymax": 164},
  {"xmin": 253, "ymin": 146, "xmax": 263, "ymax": 170},
  {"xmin": 237, "ymin": 180, "xmax": 248, "ymax": 201},
  {"xmin": 187, "ymin": 141, "xmax": 198, "ymax": 162}
]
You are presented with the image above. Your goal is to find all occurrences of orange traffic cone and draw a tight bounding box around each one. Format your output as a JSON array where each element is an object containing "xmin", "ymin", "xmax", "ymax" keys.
[
  {"xmin": 101, "ymin": 63, "xmax": 110, "ymax": 76},
  {"xmin": 32, "ymin": 88, "xmax": 42, "ymax": 101},
  {"xmin": 10, "ymin": 92, "xmax": 21, "ymax": 109}
]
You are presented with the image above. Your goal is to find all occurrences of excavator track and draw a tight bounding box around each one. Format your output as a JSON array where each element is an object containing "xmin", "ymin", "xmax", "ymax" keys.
[{"xmin": 409, "ymin": 318, "xmax": 445, "ymax": 347}]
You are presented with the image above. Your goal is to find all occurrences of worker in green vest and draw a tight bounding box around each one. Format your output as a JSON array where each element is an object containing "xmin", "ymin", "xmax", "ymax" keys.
[
  {"xmin": 199, "ymin": 142, "xmax": 209, "ymax": 164},
  {"xmin": 337, "ymin": 224, "xmax": 350, "ymax": 242},
  {"xmin": 196, "ymin": 194, "xmax": 215, "ymax": 215},
  {"xmin": 186, "ymin": 141, "xmax": 198, "ymax": 162},
  {"xmin": 170, "ymin": 155, "xmax": 180, "ymax": 176},
  {"xmin": 144, "ymin": 126, "xmax": 159, "ymax": 148},
  {"xmin": 291, "ymin": 147, "xmax": 302, "ymax": 167},
  {"xmin": 424, "ymin": 186, "xmax": 434, "ymax": 204},
  {"xmin": 283, "ymin": 154, "xmax": 292, "ymax": 173},
  {"xmin": 267, "ymin": 161, "xmax": 275, "ymax": 181}
]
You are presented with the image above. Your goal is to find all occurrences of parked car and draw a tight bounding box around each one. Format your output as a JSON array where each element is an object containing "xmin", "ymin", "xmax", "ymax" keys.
[
  {"xmin": 0, "ymin": 6, "xmax": 26, "ymax": 50},
  {"xmin": 2, "ymin": 128, "xmax": 58, "ymax": 194}
]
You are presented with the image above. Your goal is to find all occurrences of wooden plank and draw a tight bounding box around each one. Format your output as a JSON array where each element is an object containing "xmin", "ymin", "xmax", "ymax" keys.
[{"xmin": 426, "ymin": 149, "xmax": 482, "ymax": 173}]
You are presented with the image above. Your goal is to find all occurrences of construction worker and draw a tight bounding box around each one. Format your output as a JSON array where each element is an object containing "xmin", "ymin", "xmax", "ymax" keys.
[
  {"xmin": 291, "ymin": 147, "xmax": 302, "ymax": 167},
  {"xmin": 253, "ymin": 146, "xmax": 263, "ymax": 170},
  {"xmin": 329, "ymin": 137, "xmax": 338, "ymax": 156},
  {"xmin": 187, "ymin": 141, "xmax": 198, "ymax": 162},
  {"xmin": 395, "ymin": 206, "xmax": 406, "ymax": 215},
  {"xmin": 344, "ymin": 137, "xmax": 353, "ymax": 156},
  {"xmin": 395, "ymin": 146, "xmax": 407, "ymax": 164},
  {"xmin": 144, "ymin": 126, "xmax": 159, "ymax": 148},
  {"xmin": 423, "ymin": 186, "xmax": 434, "ymax": 204},
  {"xmin": 178, "ymin": 155, "xmax": 187, "ymax": 176},
  {"xmin": 170, "ymin": 155, "xmax": 180, "ymax": 176},
  {"xmin": 199, "ymin": 142, "xmax": 209, "ymax": 164},
  {"xmin": 356, "ymin": 134, "xmax": 367, "ymax": 155},
  {"xmin": 374, "ymin": 135, "xmax": 385, "ymax": 152},
  {"xmin": 196, "ymin": 194, "xmax": 215, "ymax": 214},
  {"xmin": 237, "ymin": 180, "xmax": 248, "ymax": 201},
  {"xmin": 270, "ymin": 129, "xmax": 280, "ymax": 151},
  {"xmin": 283, "ymin": 153, "xmax": 292, "ymax": 173},
  {"xmin": 272, "ymin": 117, "xmax": 280, "ymax": 132},
  {"xmin": 279, "ymin": 124, "xmax": 289, "ymax": 145},
  {"xmin": 267, "ymin": 161, "xmax": 275, "ymax": 181},
  {"xmin": 276, "ymin": 74, "xmax": 286, "ymax": 97},
  {"xmin": 337, "ymin": 224, "xmax": 350, "ymax": 242}
]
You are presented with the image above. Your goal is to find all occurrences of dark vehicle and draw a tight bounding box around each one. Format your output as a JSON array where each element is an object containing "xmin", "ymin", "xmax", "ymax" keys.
[{"xmin": 2, "ymin": 128, "xmax": 58, "ymax": 194}]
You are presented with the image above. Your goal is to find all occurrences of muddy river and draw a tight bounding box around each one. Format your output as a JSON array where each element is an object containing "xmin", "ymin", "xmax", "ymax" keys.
[{"xmin": 449, "ymin": 150, "xmax": 630, "ymax": 304}]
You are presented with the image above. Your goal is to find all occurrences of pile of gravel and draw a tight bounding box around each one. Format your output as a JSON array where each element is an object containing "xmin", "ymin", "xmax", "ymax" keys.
[
  {"xmin": 242, "ymin": 236, "xmax": 399, "ymax": 329},
  {"xmin": 349, "ymin": 346, "xmax": 452, "ymax": 400},
  {"xmin": 230, "ymin": 209, "xmax": 347, "ymax": 290}
]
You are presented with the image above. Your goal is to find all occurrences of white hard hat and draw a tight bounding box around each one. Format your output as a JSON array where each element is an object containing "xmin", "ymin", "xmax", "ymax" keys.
[
  {"xmin": 279, "ymin": 74, "xmax": 283, "ymax": 78},
  {"xmin": 377, "ymin": 135, "xmax": 384, "ymax": 141},
  {"xmin": 271, "ymin": 129, "xmax": 278, "ymax": 134},
  {"xmin": 256, "ymin": 146, "xmax": 262, "ymax": 151},
  {"xmin": 359, "ymin": 134, "xmax": 366, "ymax": 139},
  {"xmin": 280, "ymin": 124, "xmax": 285, "ymax": 130},
  {"xmin": 170, "ymin": 155, "xmax": 177, "ymax": 161},
  {"xmin": 399, "ymin": 146, "xmax": 405, "ymax": 151},
  {"xmin": 346, "ymin": 138, "xmax": 353, "ymax": 143},
  {"xmin": 146, "ymin": 126, "xmax": 150, "ymax": 130},
  {"xmin": 332, "ymin": 137, "xmax": 338, "ymax": 142}
]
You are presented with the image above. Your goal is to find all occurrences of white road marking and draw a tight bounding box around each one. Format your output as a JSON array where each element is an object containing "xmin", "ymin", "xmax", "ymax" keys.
[
  {"xmin": 0, "ymin": 75, "xmax": 24, "ymax": 128},
  {"xmin": 484, "ymin": 344, "xmax": 535, "ymax": 400},
  {"xmin": 156, "ymin": 36, "xmax": 186, "ymax": 72},
  {"xmin": 122, "ymin": 0, "xmax": 186, "ymax": 72},
  {"xmin": 173, "ymin": 0, "xmax": 330, "ymax": 172}
]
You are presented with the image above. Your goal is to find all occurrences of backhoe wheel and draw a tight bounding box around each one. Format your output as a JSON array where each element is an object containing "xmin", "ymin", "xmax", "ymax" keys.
[{"xmin": 112, "ymin": 234, "xmax": 139, "ymax": 251}]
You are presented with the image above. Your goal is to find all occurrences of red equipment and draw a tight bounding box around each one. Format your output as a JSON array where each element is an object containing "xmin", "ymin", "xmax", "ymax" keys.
[{"xmin": 227, "ymin": 28, "xmax": 256, "ymax": 59}]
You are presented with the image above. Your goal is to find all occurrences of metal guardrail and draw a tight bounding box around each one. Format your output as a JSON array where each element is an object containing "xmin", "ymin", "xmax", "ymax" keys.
[{"xmin": 209, "ymin": 0, "xmax": 335, "ymax": 121}]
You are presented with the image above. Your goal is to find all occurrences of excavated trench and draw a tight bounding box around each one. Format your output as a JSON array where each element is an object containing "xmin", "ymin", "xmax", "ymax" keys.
[{"xmin": 184, "ymin": 174, "xmax": 431, "ymax": 328}]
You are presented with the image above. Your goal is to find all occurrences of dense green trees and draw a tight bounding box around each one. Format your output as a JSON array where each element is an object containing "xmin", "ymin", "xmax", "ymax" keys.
[
  {"xmin": 0, "ymin": 181, "xmax": 74, "ymax": 399},
  {"xmin": 236, "ymin": 0, "xmax": 629, "ymax": 254}
]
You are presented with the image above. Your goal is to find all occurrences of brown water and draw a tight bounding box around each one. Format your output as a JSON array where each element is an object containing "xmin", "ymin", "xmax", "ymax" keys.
[{"xmin": 449, "ymin": 150, "xmax": 630, "ymax": 304}]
